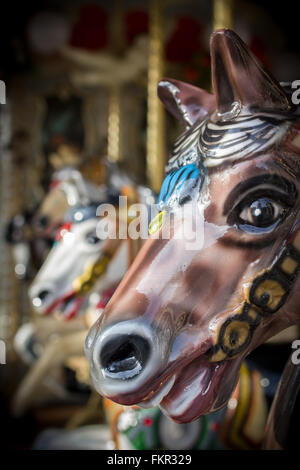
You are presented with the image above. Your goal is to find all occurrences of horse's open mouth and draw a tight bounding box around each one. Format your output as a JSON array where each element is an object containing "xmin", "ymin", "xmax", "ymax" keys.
[
  {"xmin": 92, "ymin": 335, "xmax": 244, "ymax": 423},
  {"xmin": 45, "ymin": 291, "xmax": 84, "ymax": 320},
  {"xmin": 137, "ymin": 355, "xmax": 243, "ymax": 423}
]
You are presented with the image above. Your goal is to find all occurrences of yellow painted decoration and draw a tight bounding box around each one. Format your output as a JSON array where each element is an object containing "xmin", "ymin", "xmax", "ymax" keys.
[
  {"xmin": 221, "ymin": 363, "xmax": 268, "ymax": 449},
  {"xmin": 252, "ymin": 279, "xmax": 286, "ymax": 311},
  {"xmin": 73, "ymin": 255, "xmax": 110, "ymax": 295},
  {"xmin": 209, "ymin": 240, "xmax": 300, "ymax": 364},
  {"xmin": 227, "ymin": 362, "xmax": 252, "ymax": 449},
  {"xmin": 247, "ymin": 308, "xmax": 260, "ymax": 323},
  {"xmin": 210, "ymin": 347, "xmax": 228, "ymax": 363},
  {"xmin": 148, "ymin": 210, "xmax": 165, "ymax": 235},
  {"xmin": 209, "ymin": 302, "xmax": 263, "ymax": 363},
  {"xmin": 280, "ymin": 256, "xmax": 298, "ymax": 275},
  {"xmin": 222, "ymin": 320, "xmax": 251, "ymax": 351}
]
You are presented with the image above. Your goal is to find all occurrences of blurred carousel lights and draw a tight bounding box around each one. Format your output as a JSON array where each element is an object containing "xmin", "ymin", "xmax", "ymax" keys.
[
  {"xmin": 260, "ymin": 377, "xmax": 270, "ymax": 388},
  {"xmin": 89, "ymin": 292, "xmax": 100, "ymax": 305},
  {"xmin": 66, "ymin": 192, "xmax": 78, "ymax": 207},
  {"xmin": 74, "ymin": 210, "xmax": 84, "ymax": 222},
  {"xmin": 14, "ymin": 263, "xmax": 26, "ymax": 278},
  {"xmin": 32, "ymin": 297, "xmax": 42, "ymax": 308},
  {"xmin": 227, "ymin": 397, "xmax": 238, "ymax": 410},
  {"xmin": 27, "ymin": 11, "xmax": 71, "ymax": 55},
  {"xmin": 12, "ymin": 242, "xmax": 30, "ymax": 279},
  {"xmin": 117, "ymin": 408, "xmax": 138, "ymax": 432}
]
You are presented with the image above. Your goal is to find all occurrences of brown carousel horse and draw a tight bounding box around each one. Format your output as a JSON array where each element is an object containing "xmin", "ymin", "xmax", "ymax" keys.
[{"xmin": 85, "ymin": 29, "xmax": 300, "ymax": 448}]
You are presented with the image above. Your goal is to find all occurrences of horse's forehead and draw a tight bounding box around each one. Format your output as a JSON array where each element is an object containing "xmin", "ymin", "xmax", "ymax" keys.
[
  {"xmin": 160, "ymin": 118, "xmax": 299, "ymax": 211},
  {"xmin": 167, "ymin": 112, "xmax": 293, "ymax": 174}
]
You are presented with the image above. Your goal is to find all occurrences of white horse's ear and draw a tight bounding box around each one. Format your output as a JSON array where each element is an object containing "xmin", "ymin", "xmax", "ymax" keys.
[
  {"xmin": 210, "ymin": 29, "xmax": 292, "ymax": 115},
  {"xmin": 157, "ymin": 78, "xmax": 216, "ymax": 128}
]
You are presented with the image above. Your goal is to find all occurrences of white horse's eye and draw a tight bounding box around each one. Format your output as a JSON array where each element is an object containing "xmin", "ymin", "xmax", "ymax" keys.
[{"xmin": 86, "ymin": 231, "xmax": 102, "ymax": 245}]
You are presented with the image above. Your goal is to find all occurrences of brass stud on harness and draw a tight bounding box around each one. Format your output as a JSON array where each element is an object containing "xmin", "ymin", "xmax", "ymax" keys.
[
  {"xmin": 209, "ymin": 237, "xmax": 300, "ymax": 363},
  {"xmin": 209, "ymin": 304, "xmax": 261, "ymax": 363}
]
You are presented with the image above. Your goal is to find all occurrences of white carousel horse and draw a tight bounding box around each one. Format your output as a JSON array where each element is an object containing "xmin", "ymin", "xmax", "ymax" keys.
[{"xmin": 12, "ymin": 180, "xmax": 155, "ymax": 416}]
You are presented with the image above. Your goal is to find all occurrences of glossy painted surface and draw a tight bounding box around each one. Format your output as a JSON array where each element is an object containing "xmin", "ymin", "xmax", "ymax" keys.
[{"xmin": 86, "ymin": 29, "xmax": 300, "ymax": 423}]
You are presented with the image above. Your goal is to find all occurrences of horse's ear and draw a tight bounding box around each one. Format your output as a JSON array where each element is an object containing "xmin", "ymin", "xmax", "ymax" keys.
[
  {"xmin": 210, "ymin": 29, "xmax": 292, "ymax": 115},
  {"xmin": 157, "ymin": 78, "xmax": 216, "ymax": 128}
]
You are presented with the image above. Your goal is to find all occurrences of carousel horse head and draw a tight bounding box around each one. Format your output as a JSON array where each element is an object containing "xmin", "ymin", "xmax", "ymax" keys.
[
  {"xmin": 86, "ymin": 29, "xmax": 300, "ymax": 423},
  {"xmin": 30, "ymin": 182, "xmax": 154, "ymax": 320},
  {"xmin": 29, "ymin": 188, "xmax": 124, "ymax": 320},
  {"xmin": 33, "ymin": 167, "xmax": 103, "ymax": 238}
]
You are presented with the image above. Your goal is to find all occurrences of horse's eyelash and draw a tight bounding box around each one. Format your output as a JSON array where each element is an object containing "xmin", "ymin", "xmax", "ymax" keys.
[
  {"xmin": 231, "ymin": 187, "xmax": 292, "ymax": 211},
  {"xmin": 223, "ymin": 174, "xmax": 297, "ymax": 215}
]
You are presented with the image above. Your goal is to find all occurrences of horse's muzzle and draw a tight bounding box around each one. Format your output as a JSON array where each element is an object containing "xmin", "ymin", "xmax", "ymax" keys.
[{"xmin": 85, "ymin": 319, "xmax": 165, "ymax": 399}]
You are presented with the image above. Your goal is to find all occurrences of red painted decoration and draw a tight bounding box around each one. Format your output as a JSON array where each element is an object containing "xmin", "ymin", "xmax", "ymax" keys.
[
  {"xmin": 143, "ymin": 417, "xmax": 153, "ymax": 427},
  {"xmin": 166, "ymin": 17, "xmax": 203, "ymax": 63},
  {"xmin": 55, "ymin": 222, "xmax": 73, "ymax": 241},
  {"xmin": 70, "ymin": 4, "xmax": 108, "ymax": 50},
  {"xmin": 125, "ymin": 10, "xmax": 149, "ymax": 45}
]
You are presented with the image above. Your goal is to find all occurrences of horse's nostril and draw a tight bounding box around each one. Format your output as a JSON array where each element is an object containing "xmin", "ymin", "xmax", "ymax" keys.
[
  {"xmin": 100, "ymin": 334, "xmax": 150, "ymax": 379},
  {"xmin": 32, "ymin": 289, "xmax": 50, "ymax": 307}
]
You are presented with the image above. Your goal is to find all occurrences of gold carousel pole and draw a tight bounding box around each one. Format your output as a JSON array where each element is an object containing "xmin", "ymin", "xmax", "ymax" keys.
[
  {"xmin": 213, "ymin": 0, "xmax": 234, "ymax": 30},
  {"xmin": 146, "ymin": 0, "xmax": 165, "ymax": 193},
  {"xmin": 107, "ymin": 0, "xmax": 124, "ymax": 163},
  {"xmin": 107, "ymin": 85, "xmax": 121, "ymax": 162}
]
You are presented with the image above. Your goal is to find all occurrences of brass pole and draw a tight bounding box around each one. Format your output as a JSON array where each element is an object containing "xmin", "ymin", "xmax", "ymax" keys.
[
  {"xmin": 107, "ymin": 85, "xmax": 121, "ymax": 162},
  {"xmin": 107, "ymin": 0, "xmax": 124, "ymax": 163},
  {"xmin": 146, "ymin": 0, "xmax": 165, "ymax": 193},
  {"xmin": 213, "ymin": 0, "xmax": 234, "ymax": 30}
]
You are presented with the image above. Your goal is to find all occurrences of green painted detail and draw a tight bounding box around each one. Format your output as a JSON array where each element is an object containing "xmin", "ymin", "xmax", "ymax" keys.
[{"xmin": 120, "ymin": 407, "xmax": 225, "ymax": 450}]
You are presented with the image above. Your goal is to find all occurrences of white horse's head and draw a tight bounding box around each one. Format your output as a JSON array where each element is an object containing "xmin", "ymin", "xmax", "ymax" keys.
[
  {"xmin": 29, "ymin": 192, "xmax": 126, "ymax": 320},
  {"xmin": 33, "ymin": 167, "xmax": 106, "ymax": 237}
]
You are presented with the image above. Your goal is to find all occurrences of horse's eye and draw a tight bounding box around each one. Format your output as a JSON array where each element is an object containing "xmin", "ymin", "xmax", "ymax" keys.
[
  {"xmin": 235, "ymin": 197, "xmax": 287, "ymax": 232},
  {"xmin": 86, "ymin": 231, "xmax": 101, "ymax": 244},
  {"xmin": 225, "ymin": 176, "xmax": 297, "ymax": 236},
  {"xmin": 239, "ymin": 198, "xmax": 283, "ymax": 226}
]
